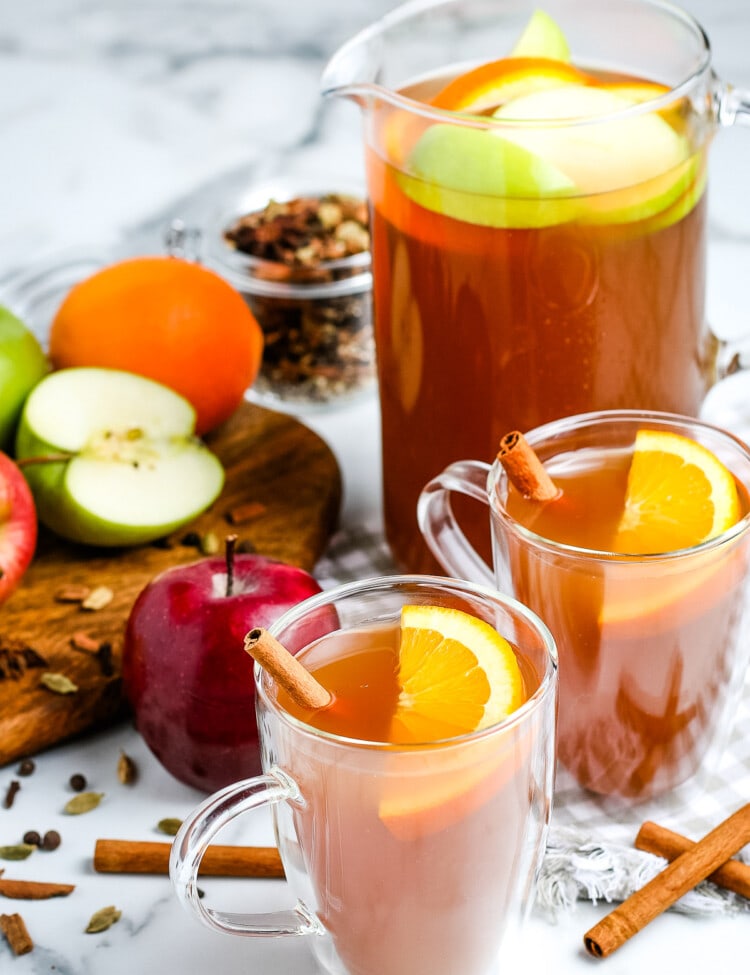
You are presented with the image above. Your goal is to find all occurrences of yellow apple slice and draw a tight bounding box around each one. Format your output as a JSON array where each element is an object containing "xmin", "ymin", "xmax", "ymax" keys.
[
  {"xmin": 399, "ymin": 123, "xmax": 579, "ymax": 228},
  {"xmin": 510, "ymin": 9, "xmax": 571, "ymax": 61},
  {"xmin": 493, "ymin": 84, "xmax": 691, "ymax": 224}
]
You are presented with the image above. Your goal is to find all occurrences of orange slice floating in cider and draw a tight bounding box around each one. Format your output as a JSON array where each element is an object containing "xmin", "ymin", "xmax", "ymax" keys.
[
  {"xmin": 379, "ymin": 605, "xmax": 527, "ymax": 841},
  {"xmin": 613, "ymin": 430, "xmax": 741, "ymax": 555},
  {"xmin": 601, "ymin": 430, "xmax": 743, "ymax": 631},
  {"xmin": 431, "ymin": 56, "xmax": 591, "ymax": 114},
  {"xmin": 389, "ymin": 604, "xmax": 525, "ymax": 742}
]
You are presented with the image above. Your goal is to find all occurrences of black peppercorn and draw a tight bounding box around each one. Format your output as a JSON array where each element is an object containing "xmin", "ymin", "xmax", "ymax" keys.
[
  {"xmin": 17, "ymin": 759, "xmax": 35, "ymax": 776},
  {"xmin": 41, "ymin": 830, "xmax": 61, "ymax": 851},
  {"xmin": 69, "ymin": 773, "xmax": 87, "ymax": 792},
  {"xmin": 22, "ymin": 830, "xmax": 41, "ymax": 847}
]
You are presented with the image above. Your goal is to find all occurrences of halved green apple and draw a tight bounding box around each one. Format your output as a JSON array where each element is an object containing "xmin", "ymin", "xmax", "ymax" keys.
[
  {"xmin": 510, "ymin": 9, "xmax": 571, "ymax": 61},
  {"xmin": 493, "ymin": 84, "xmax": 693, "ymax": 225},
  {"xmin": 399, "ymin": 122, "xmax": 579, "ymax": 228},
  {"xmin": 15, "ymin": 368, "xmax": 224, "ymax": 547}
]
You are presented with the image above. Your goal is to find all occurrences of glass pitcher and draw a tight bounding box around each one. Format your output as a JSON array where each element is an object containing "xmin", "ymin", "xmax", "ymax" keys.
[{"xmin": 322, "ymin": 0, "xmax": 750, "ymax": 573}]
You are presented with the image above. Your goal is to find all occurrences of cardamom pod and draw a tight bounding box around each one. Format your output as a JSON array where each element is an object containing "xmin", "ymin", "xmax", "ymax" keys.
[
  {"xmin": 156, "ymin": 817, "xmax": 183, "ymax": 836},
  {"xmin": 117, "ymin": 751, "xmax": 137, "ymax": 785},
  {"xmin": 0, "ymin": 844, "xmax": 35, "ymax": 861},
  {"xmin": 85, "ymin": 905, "xmax": 122, "ymax": 933},
  {"xmin": 64, "ymin": 792, "xmax": 104, "ymax": 815},
  {"xmin": 40, "ymin": 672, "xmax": 78, "ymax": 695},
  {"xmin": 81, "ymin": 586, "xmax": 114, "ymax": 611}
]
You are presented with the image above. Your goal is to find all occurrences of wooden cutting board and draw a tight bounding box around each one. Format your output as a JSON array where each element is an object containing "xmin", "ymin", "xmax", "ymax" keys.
[{"xmin": 0, "ymin": 401, "xmax": 341, "ymax": 768}]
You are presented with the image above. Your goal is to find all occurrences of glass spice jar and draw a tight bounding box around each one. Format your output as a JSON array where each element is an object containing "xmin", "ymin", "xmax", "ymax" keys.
[{"xmin": 209, "ymin": 184, "xmax": 375, "ymax": 411}]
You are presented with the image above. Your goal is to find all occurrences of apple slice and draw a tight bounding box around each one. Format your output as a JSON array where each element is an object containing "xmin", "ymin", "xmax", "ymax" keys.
[
  {"xmin": 16, "ymin": 367, "xmax": 224, "ymax": 547},
  {"xmin": 431, "ymin": 57, "xmax": 588, "ymax": 114},
  {"xmin": 510, "ymin": 9, "xmax": 571, "ymax": 61},
  {"xmin": 493, "ymin": 84, "xmax": 692, "ymax": 224},
  {"xmin": 400, "ymin": 122, "xmax": 578, "ymax": 228}
]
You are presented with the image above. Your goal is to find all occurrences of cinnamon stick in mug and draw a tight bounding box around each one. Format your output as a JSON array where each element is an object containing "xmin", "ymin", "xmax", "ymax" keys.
[
  {"xmin": 584, "ymin": 803, "xmax": 750, "ymax": 957},
  {"xmin": 497, "ymin": 431, "xmax": 558, "ymax": 502}
]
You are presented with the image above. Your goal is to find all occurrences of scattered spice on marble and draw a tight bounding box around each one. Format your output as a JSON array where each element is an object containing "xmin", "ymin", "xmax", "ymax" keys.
[
  {"xmin": 117, "ymin": 752, "xmax": 137, "ymax": 786},
  {"xmin": 2, "ymin": 781, "xmax": 20, "ymax": 810},
  {"xmin": 81, "ymin": 586, "xmax": 114, "ymax": 611},
  {"xmin": 0, "ymin": 877, "xmax": 74, "ymax": 900},
  {"xmin": 85, "ymin": 905, "xmax": 121, "ymax": 934},
  {"xmin": 64, "ymin": 792, "xmax": 103, "ymax": 815},
  {"xmin": 0, "ymin": 845, "xmax": 34, "ymax": 861},
  {"xmin": 69, "ymin": 773, "xmax": 87, "ymax": 792},
  {"xmin": 223, "ymin": 192, "xmax": 374, "ymax": 404},
  {"xmin": 40, "ymin": 672, "xmax": 78, "ymax": 695},
  {"xmin": 156, "ymin": 818, "xmax": 183, "ymax": 837},
  {"xmin": 40, "ymin": 831, "xmax": 61, "ymax": 852},
  {"xmin": 0, "ymin": 911, "xmax": 33, "ymax": 954},
  {"xmin": 16, "ymin": 759, "xmax": 35, "ymax": 778}
]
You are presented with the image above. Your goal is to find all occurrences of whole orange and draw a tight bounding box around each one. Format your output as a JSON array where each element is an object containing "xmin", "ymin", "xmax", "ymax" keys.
[{"xmin": 48, "ymin": 256, "xmax": 263, "ymax": 434}]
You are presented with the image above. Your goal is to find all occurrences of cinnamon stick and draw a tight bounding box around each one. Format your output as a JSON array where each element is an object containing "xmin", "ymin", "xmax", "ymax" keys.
[
  {"xmin": 244, "ymin": 627, "xmax": 331, "ymax": 711},
  {"xmin": 635, "ymin": 821, "xmax": 750, "ymax": 900},
  {"xmin": 584, "ymin": 803, "xmax": 750, "ymax": 957},
  {"xmin": 0, "ymin": 912, "xmax": 33, "ymax": 955},
  {"xmin": 94, "ymin": 839, "xmax": 285, "ymax": 878},
  {"xmin": 0, "ymin": 878, "xmax": 75, "ymax": 900},
  {"xmin": 497, "ymin": 431, "xmax": 558, "ymax": 502}
]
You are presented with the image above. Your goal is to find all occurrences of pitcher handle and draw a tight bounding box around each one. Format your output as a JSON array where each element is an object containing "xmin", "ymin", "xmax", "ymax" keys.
[
  {"xmin": 170, "ymin": 768, "xmax": 322, "ymax": 938},
  {"xmin": 715, "ymin": 81, "xmax": 750, "ymax": 127},
  {"xmin": 417, "ymin": 459, "xmax": 495, "ymax": 586}
]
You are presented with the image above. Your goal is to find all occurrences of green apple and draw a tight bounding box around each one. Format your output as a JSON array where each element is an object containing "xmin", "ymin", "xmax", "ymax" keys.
[
  {"xmin": 0, "ymin": 306, "xmax": 49, "ymax": 450},
  {"xmin": 510, "ymin": 10, "xmax": 570, "ymax": 61},
  {"xmin": 493, "ymin": 84, "xmax": 692, "ymax": 224},
  {"xmin": 399, "ymin": 123, "xmax": 579, "ymax": 228},
  {"xmin": 15, "ymin": 367, "xmax": 224, "ymax": 547}
]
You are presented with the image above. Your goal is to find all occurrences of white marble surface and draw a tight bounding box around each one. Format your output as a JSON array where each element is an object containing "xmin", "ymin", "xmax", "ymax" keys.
[{"xmin": 2, "ymin": 1, "xmax": 750, "ymax": 972}]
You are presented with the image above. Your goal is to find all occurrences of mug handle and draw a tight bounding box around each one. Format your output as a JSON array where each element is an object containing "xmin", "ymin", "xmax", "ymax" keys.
[
  {"xmin": 417, "ymin": 459, "xmax": 495, "ymax": 586},
  {"xmin": 170, "ymin": 768, "xmax": 321, "ymax": 938}
]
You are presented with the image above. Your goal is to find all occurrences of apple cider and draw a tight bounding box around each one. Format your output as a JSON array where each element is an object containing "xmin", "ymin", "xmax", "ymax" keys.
[
  {"xmin": 271, "ymin": 623, "xmax": 548, "ymax": 975},
  {"xmin": 365, "ymin": 69, "xmax": 714, "ymax": 572},
  {"xmin": 502, "ymin": 441, "xmax": 750, "ymax": 798}
]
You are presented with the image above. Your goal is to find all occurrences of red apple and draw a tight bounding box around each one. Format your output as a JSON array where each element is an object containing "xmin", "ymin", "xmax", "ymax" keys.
[
  {"xmin": 0, "ymin": 451, "xmax": 37, "ymax": 604},
  {"xmin": 122, "ymin": 545, "xmax": 324, "ymax": 792}
]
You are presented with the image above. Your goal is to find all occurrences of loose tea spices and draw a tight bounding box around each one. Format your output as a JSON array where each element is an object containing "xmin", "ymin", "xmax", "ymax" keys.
[{"xmin": 223, "ymin": 192, "xmax": 374, "ymax": 405}]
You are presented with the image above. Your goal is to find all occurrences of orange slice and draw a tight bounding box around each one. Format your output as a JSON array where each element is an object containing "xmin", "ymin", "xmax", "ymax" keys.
[
  {"xmin": 613, "ymin": 429, "xmax": 741, "ymax": 555},
  {"xmin": 389, "ymin": 604, "xmax": 525, "ymax": 743},
  {"xmin": 380, "ymin": 605, "xmax": 528, "ymax": 841},
  {"xmin": 431, "ymin": 56, "xmax": 591, "ymax": 114}
]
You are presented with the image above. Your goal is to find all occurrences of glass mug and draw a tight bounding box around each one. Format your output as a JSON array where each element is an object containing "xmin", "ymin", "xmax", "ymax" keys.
[
  {"xmin": 418, "ymin": 410, "xmax": 750, "ymax": 799},
  {"xmin": 322, "ymin": 0, "xmax": 750, "ymax": 574},
  {"xmin": 170, "ymin": 575, "xmax": 557, "ymax": 975}
]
